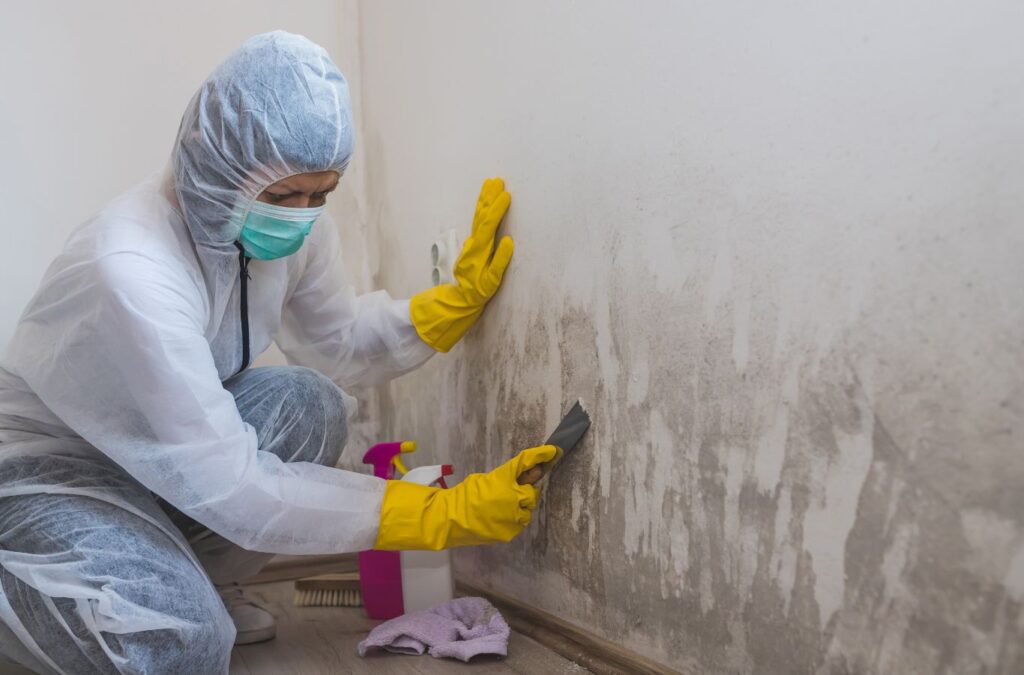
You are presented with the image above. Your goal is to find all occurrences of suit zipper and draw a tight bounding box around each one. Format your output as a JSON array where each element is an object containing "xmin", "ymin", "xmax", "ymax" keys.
[{"xmin": 234, "ymin": 242, "xmax": 251, "ymax": 377}]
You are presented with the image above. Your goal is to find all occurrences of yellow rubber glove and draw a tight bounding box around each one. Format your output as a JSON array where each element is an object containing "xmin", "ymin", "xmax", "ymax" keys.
[
  {"xmin": 410, "ymin": 177, "xmax": 514, "ymax": 352},
  {"xmin": 375, "ymin": 445, "xmax": 558, "ymax": 551}
]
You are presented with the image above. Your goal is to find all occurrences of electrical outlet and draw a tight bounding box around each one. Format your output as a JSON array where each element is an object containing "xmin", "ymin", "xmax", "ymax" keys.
[{"xmin": 430, "ymin": 229, "xmax": 460, "ymax": 286}]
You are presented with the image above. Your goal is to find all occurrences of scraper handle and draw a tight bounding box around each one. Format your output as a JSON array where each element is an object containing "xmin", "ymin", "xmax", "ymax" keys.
[
  {"xmin": 516, "ymin": 466, "xmax": 544, "ymax": 485},
  {"xmin": 515, "ymin": 445, "xmax": 565, "ymax": 485}
]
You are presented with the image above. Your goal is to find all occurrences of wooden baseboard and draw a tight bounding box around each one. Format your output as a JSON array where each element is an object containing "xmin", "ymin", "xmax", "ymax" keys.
[
  {"xmin": 240, "ymin": 553, "xmax": 358, "ymax": 585},
  {"xmin": 457, "ymin": 579, "xmax": 685, "ymax": 675}
]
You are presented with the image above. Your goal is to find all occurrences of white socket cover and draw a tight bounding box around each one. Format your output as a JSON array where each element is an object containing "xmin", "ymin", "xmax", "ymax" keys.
[{"xmin": 431, "ymin": 229, "xmax": 460, "ymax": 286}]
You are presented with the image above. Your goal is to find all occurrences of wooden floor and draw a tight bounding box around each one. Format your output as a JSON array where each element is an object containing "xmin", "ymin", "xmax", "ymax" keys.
[{"xmin": 229, "ymin": 580, "xmax": 591, "ymax": 675}]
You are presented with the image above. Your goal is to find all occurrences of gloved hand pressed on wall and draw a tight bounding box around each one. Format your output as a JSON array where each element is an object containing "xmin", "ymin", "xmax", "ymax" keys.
[
  {"xmin": 410, "ymin": 177, "xmax": 514, "ymax": 352},
  {"xmin": 375, "ymin": 445, "xmax": 558, "ymax": 551}
]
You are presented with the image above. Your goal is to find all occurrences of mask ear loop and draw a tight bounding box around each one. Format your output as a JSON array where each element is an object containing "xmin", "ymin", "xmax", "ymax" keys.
[{"xmin": 231, "ymin": 187, "xmax": 261, "ymax": 238}]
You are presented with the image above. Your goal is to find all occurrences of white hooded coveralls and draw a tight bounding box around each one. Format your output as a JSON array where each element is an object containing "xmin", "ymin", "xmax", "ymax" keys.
[{"xmin": 0, "ymin": 31, "xmax": 433, "ymax": 556}]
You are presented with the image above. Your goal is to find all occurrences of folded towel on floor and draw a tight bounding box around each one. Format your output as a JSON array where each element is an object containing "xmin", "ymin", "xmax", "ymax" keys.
[{"xmin": 357, "ymin": 596, "xmax": 510, "ymax": 662}]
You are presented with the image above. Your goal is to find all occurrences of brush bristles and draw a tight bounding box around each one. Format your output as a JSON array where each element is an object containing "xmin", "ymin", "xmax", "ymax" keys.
[{"xmin": 294, "ymin": 588, "xmax": 363, "ymax": 607}]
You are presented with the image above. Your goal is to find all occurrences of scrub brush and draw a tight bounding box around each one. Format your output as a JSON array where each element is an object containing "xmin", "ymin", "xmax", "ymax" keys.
[{"xmin": 293, "ymin": 572, "xmax": 362, "ymax": 607}]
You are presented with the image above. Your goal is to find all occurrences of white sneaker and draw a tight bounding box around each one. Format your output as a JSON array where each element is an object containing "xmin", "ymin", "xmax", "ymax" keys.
[{"xmin": 217, "ymin": 583, "xmax": 277, "ymax": 645}]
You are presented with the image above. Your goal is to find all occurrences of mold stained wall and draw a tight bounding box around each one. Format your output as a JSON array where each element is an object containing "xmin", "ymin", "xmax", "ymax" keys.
[{"xmin": 337, "ymin": 2, "xmax": 1024, "ymax": 672}]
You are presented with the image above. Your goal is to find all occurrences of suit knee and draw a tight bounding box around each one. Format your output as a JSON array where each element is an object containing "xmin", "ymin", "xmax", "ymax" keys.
[
  {"xmin": 177, "ymin": 608, "xmax": 235, "ymax": 673},
  {"xmin": 283, "ymin": 367, "xmax": 349, "ymax": 465},
  {"xmin": 131, "ymin": 586, "xmax": 234, "ymax": 672}
]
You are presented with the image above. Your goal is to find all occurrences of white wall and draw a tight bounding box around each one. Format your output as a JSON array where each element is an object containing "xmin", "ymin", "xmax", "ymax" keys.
[
  {"xmin": 350, "ymin": 1, "xmax": 1024, "ymax": 672},
  {"xmin": 0, "ymin": 0, "xmax": 371, "ymax": 349}
]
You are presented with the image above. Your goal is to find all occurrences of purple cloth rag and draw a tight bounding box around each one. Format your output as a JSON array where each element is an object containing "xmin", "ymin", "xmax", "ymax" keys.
[{"xmin": 357, "ymin": 596, "xmax": 510, "ymax": 662}]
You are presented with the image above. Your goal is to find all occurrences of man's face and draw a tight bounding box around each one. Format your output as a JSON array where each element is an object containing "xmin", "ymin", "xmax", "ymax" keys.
[{"xmin": 256, "ymin": 170, "xmax": 340, "ymax": 208}]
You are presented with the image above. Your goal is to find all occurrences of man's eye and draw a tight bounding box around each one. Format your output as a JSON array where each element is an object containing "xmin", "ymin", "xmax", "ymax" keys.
[{"xmin": 268, "ymin": 193, "xmax": 288, "ymax": 203}]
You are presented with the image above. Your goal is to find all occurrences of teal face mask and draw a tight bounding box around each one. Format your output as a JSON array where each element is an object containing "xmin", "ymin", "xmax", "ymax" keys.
[{"xmin": 235, "ymin": 200, "xmax": 324, "ymax": 260}]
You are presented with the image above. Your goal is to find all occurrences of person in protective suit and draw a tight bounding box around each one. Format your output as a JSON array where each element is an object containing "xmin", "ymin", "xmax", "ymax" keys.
[{"xmin": 0, "ymin": 31, "xmax": 554, "ymax": 673}]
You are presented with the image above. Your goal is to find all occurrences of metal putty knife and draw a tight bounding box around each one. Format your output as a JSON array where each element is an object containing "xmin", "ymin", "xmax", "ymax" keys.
[{"xmin": 517, "ymin": 400, "xmax": 591, "ymax": 485}]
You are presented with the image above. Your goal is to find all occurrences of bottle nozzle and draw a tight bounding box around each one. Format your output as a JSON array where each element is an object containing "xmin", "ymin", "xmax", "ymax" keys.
[{"xmin": 363, "ymin": 441, "xmax": 417, "ymax": 479}]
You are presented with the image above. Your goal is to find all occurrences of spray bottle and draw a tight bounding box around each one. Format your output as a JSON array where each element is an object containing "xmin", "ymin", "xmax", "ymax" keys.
[
  {"xmin": 359, "ymin": 440, "xmax": 416, "ymax": 620},
  {"xmin": 399, "ymin": 464, "xmax": 455, "ymax": 613}
]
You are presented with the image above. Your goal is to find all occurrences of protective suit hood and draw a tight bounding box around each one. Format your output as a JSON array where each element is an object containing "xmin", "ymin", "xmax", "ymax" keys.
[
  {"xmin": 172, "ymin": 30, "xmax": 354, "ymax": 249},
  {"xmin": 0, "ymin": 27, "xmax": 433, "ymax": 571}
]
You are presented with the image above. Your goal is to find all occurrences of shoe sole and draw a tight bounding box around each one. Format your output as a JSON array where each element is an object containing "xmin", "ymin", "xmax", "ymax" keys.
[{"xmin": 234, "ymin": 625, "xmax": 277, "ymax": 645}]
